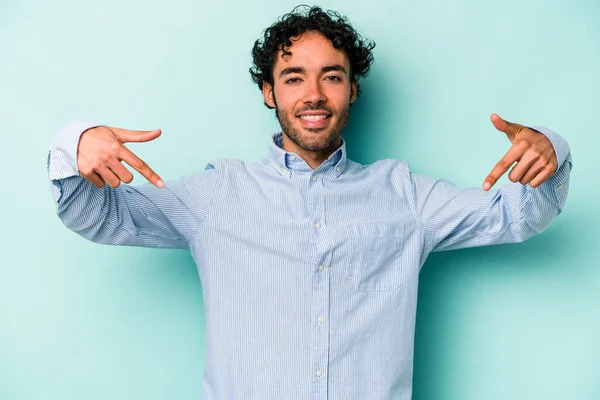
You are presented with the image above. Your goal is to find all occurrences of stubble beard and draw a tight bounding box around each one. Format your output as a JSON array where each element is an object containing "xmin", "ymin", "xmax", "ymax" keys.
[{"xmin": 275, "ymin": 103, "xmax": 350, "ymax": 152}]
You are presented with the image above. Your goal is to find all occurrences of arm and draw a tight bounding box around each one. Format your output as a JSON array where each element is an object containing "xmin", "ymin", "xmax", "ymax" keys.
[
  {"xmin": 48, "ymin": 121, "xmax": 217, "ymax": 249},
  {"xmin": 411, "ymin": 120, "xmax": 572, "ymax": 255}
]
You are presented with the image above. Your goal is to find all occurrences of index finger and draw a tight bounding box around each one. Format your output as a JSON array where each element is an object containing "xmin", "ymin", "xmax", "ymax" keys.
[
  {"xmin": 483, "ymin": 142, "xmax": 527, "ymax": 191},
  {"xmin": 118, "ymin": 145, "xmax": 164, "ymax": 188}
]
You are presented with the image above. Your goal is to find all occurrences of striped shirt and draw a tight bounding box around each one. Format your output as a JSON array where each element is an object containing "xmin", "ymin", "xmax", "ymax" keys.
[{"xmin": 48, "ymin": 121, "xmax": 572, "ymax": 399}]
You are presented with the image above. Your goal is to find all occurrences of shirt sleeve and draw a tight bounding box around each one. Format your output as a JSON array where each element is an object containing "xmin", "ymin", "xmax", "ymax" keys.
[
  {"xmin": 409, "ymin": 126, "xmax": 572, "ymax": 256},
  {"xmin": 47, "ymin": 120, "xmax": 217, "ymax": 249}
]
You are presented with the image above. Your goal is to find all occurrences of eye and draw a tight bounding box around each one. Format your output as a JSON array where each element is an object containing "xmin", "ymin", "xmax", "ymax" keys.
[
  {"xmin": 285, "ymin": 77, "xmax": 302, "ymax": 84},
  {"xmin": 325, "ymin": 75, "xmax": 343, "ymax": 82}
]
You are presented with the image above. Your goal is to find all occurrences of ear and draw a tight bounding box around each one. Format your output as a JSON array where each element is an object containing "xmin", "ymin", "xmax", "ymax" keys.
[
  {"xmin": 262, "ymin": 82, "xmax": 276, "ymax": 108},
  {"xmin": 350, "ymin": 79, "xmax": 358, "ymax": 104}
]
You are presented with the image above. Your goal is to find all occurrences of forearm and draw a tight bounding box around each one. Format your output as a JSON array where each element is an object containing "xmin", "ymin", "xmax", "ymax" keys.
[
  {"xmin": 54, "ymin": 175, "xmax": 188, "ymax": 248},
  {"xmin": 416, "ymin": 126, "xmax": 572, "ymax": 253},
  {"xmin": 47, "ymin": 120, "xmax": 194, "ymax": 249}
]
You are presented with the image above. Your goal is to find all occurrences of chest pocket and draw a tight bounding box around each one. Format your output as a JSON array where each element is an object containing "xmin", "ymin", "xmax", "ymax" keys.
[{"xmin": 346, "ymin": 223, "xmax": 405, "ymax": 292}]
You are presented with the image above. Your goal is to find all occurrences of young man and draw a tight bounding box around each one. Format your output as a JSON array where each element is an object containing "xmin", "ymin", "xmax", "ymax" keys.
[{"xmin": 47, "ymin": 6, "xmax": 572, "ymax": 400}]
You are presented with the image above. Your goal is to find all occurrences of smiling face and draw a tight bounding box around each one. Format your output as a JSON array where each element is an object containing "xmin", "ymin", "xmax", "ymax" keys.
[{"xmin": 262, "ymin": 31, "xmax": 357, "ymax": 166}]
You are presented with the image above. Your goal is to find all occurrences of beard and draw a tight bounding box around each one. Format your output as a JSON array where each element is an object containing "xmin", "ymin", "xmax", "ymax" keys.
[{"xmin": 275, "ymin": 102, "xmax": 350, "ymax": 152}]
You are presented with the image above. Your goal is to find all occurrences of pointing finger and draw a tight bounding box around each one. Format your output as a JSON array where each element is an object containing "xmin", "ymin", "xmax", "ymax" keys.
[
  {"xmin": 483, "ymin": 141, "xmax": 528, "ymax": 191},
  {"xmin": 118, "ymin": 145, "xmax": 164, "ymax": 188}
]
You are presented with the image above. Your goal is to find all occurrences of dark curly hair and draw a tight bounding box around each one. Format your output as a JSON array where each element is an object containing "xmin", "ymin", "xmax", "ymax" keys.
[{"xmin": 250, "ymin": 5, "xmax": 376, "ymax": 109}]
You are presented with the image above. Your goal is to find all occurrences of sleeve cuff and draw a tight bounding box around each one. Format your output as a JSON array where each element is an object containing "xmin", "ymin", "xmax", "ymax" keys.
[
  {"xmin": 529, "ymin": 125, "xmax": 573, "ymax": 170},
  {"xmin": 528, "ymin": 125, "xmax": 572, "ymax": 212},
  {"xmin": 47, "ymin": 120, "xmax": 103, "ymax": 181}
]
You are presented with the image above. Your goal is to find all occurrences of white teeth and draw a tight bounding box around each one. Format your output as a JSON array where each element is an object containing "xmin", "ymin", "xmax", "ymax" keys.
[{"xmin": 299, "ymin": 115, "xmax": 327, "ymax": 121}]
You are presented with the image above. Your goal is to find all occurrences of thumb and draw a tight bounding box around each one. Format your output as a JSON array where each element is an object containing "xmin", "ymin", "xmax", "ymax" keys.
[
  {"xmin": 112, "ymin": 127, "xmax": 162, "ymax": 143},
  {"xmin": 490, "ymin": 113, "xmax": 521, "ymax": 142}
]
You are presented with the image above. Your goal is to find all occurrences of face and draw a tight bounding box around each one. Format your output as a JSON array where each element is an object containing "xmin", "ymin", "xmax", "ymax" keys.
[{"xmin": 262, "ymin": 31, "xmax": 357, "ymax": 155}]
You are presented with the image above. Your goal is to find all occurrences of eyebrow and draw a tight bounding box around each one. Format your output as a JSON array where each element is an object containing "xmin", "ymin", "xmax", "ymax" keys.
[{"xmin": 279, "ymin": 64, "xmax": 348, "ymax": 78}]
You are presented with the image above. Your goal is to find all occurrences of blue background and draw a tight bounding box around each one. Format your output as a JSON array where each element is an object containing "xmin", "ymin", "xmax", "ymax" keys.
[{"xmin": 1, "ymin": 0, "xmax": 598, "ymax": 399}]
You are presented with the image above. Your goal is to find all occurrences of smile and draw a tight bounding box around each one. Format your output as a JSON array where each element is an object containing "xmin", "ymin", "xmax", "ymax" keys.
[{"xmin": 298, "ymin": 115, "xmax": 330, "ymax": 121}]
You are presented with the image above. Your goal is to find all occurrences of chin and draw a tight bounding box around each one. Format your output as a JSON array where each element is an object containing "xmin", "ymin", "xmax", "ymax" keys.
[{"xmin": 304, "ymin": 132, "xmax": 338, "ymax": 149}]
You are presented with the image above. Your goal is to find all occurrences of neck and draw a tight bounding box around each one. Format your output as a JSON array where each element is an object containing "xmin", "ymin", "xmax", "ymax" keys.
[{"xmin": 281, "ymin": 133, "xmax": 342, "ymax": 170}]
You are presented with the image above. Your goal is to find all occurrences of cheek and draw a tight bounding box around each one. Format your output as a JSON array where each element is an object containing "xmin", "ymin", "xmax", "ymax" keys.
[
  {"xmin": 274, "ymin": 87, "xmax": 300, "ymax": 109},
  {"xmin": 327, "ymin": 86, "xmax": 352, "ymax": 106}
]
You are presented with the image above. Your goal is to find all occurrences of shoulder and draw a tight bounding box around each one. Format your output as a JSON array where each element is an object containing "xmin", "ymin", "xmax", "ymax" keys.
[
  {"xmin": 204, "ymin": 157, "xmax": 245, "ymax": 170},
  {"xmin": 345, "ymin": 158, "xmax": 411, "ymax": 177},
  {"xmin": 200, "ymin": 158, "xmax": 269, "ymax": 182}
]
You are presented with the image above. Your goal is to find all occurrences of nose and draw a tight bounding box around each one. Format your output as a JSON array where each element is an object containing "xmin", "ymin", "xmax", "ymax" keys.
[{"xmin": 302, "ymin": 79, "xmax": 326, "ymax": 105}]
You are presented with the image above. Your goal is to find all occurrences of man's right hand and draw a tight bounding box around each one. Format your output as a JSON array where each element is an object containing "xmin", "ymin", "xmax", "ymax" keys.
[{"xmin": 77, "ymin": 126, "xmax": 164, "ymax": 189}]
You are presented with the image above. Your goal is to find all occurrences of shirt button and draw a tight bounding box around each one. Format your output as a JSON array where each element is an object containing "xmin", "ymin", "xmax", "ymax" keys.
[
  {"xmin": 289, "ymin": 155, "xmax": 296, "ymax": 160},
  {"xmin": 315, "ymin": 222, "xmax": 321, "ymax": 229},
  {"xmin": 317, "ymin": 316, "xmax": 324, "ymax": 324},
  {"xmin": 316, "ymin": 369, "xmax": 322, "ymax": 377},
  {"xmin": 311, "ymin": 176, "xmax": 317, "ymax": 182},
  {"xmin": 318, "ymin": 265, "xmax": 324, "ymax": 272},
  {"xmin": 335, "ymin": 167, "xmax": 340, "ymax": 172},
  {"xmin": 557, "ymin": 184, "xmax": 564, "ymax": 189}
]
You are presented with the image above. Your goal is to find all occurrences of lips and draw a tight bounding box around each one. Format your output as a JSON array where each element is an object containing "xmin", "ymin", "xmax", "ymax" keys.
[
  {"xmin": 299, "ymin": 114, "xmax": 328, "ymax": 121},
  {"xmin": 297, "ymin": 113, "xmax": 331, "ymax": 129},
  {"xmin": 296, "ymin": 109, "xmax": 332, "ymax": 129}
]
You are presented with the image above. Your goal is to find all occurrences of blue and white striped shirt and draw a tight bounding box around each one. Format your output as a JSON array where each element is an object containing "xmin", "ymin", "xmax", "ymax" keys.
[{"xmin": 48, "ymin": 121, "xmax": 572, "ymax": 400}]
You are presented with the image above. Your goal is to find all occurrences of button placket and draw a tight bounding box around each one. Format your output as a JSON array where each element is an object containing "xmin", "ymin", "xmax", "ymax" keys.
[{"xmin": 308, "ymin": 169, "xmax": 330, "ymax": 393}]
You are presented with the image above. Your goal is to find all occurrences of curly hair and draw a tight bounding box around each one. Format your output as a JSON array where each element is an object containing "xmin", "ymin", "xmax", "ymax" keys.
[{"xmin": 250, "ymin": 5, "xmax": 376, "ymax": 109}]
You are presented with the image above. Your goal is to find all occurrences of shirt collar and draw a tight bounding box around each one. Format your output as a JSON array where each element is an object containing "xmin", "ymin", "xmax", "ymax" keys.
[{"xmin": 267, "ymin": 132, "xmax": 347, "ymax": 178}]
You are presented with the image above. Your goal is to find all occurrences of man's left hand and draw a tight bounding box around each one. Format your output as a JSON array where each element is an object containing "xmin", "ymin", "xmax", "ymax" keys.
[{"xmin": 483, "ymin": 113, "xmax": 558, "ymax": 191}]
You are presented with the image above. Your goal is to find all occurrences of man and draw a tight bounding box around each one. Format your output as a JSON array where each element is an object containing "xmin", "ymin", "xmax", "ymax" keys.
[{"xmin": 47, "ymin": 5, "xmax": 571, "ymax": 400}]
